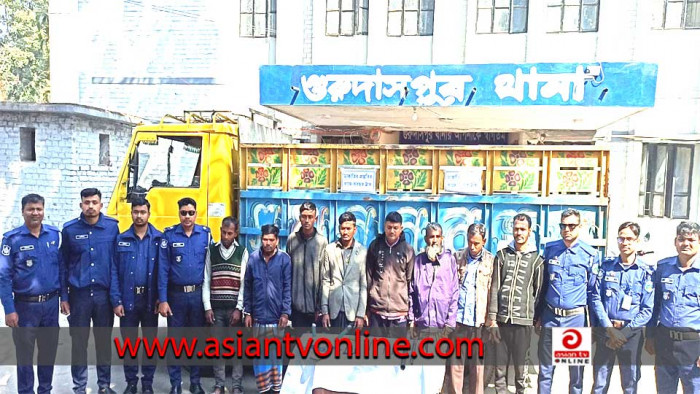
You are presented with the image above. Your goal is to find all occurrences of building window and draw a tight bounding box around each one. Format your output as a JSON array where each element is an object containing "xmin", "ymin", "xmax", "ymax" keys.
[
  {"xmin": 20, "ymin": 127, "xmax": 36, "ymax": 162},
  {"xmin": 546, "ymin": 0, "xmax": 599, "ymax": 32},
  {"xmin": 639, "ymin": 144, "xmax": 694, "ymax": 219},
  {"xmin": 661, "ymin": 0, "xmax": 700, "ymax": 29},
  {"xmin": 326, "ymin": 0, "xmax": 369, "ymax": 36},
  {"xmin": 387, "ymin": 0, "xmax": 434, "ymax": 37},
  {"xmin": 477, "ymin": 0, "xmax": 528, "ymax": 33},
  {"xmin": 240, "ymin": 0, "xmax": 276, "ymax": 38},
  {"xmin": 99, "ymin": 134, "xmax": 110, "ymax": 166}
]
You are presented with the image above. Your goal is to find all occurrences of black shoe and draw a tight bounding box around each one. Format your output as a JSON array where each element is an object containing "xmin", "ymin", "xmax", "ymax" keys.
[
  {"xmin": 123, "ymin": 383, "xmax": 138, "ymax": 394},
  {"xmin": 169, "ymin": 385, "xmax": 183, "ymax": 394},
  {"xmin": 189, "ymin": 384, "xmax": 205, "ymax": 394},
  {"xmin": 142, "ymin": 385, "xmax": 154, "ymax": 394},
  {"xmin": 98, "ymin": 388, "xmax": 117, "ymax": 394}
]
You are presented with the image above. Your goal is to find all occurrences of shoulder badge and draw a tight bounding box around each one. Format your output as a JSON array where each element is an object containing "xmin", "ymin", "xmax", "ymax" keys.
[
  {"xmin": 592, "ymin": 263, "xmax": 600, "ymax": 276},
  {"xmin": 1, "ymin": 244, "xmax": 10, "ymax": 256}
]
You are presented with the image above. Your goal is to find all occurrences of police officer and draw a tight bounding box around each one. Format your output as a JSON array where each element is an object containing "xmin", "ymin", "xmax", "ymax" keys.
[
  {"xmin": 592, "ymin": 222, "xmax": 654, "ymax": 394},
  {"xmin": 110, "ymin": 197, "xmax": 161, "ymax": 394},
  {"xmin": 61, "ymin": 188, "xmax": 119, "ymax": 394},
  {"xmin": 536, "ymin": 208, "xmax": 607, "ymax": 394},
  {"xmin": 158, "ymin": 197, "xmax": 210, "ymax": 394},
  {"xmin": 645, "ymin": 221, "xmax": 700, "ymax": 393},
  {"xmin": 0, "ymin": 194, "xmax": 62, "ymax": 394}
]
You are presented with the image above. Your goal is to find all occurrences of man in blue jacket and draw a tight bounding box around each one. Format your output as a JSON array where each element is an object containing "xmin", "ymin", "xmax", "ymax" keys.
[
  {"xmin": 61, "ymin": 188, "xmax": 119, "ymax": 394},
  {"xmin": 158, "ymin": 197, "xmax": 210, "ymax": 394},
  {"xmin": 110, "ymin": 197, "xmax": 161, "ymax": 394},
  {"xmin": 0, "ymin": 194, "xmax": 63, "ymax": 394},
  {"xmin": 244, "ymin": 224, "xmax": 292, "ymax": 394}
]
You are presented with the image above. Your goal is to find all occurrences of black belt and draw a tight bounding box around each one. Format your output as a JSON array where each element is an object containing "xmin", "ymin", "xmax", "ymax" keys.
[
  {"xmin": 664, "ymin": 327, "xmax": 700, "ymax": 341},
  {"xmin": 611, "ymin": 319, "xmax": 629, "ymax": 329},
  {"xmin": 15, "ymin": 290, "xmax": 58, "ymax": 303},
  {"xmin": 168, "ymin": 284, "xmax": 201, "ymax": 293},
  {"xmin": 134, "ymin": 286, "xmax": 146, "ymax": 295},
  {"xmin": 548, "ymin": 304, "xmax": 585, "ymax": 317}
]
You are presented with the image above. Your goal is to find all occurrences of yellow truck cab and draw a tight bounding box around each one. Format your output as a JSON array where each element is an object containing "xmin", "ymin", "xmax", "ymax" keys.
[
  {"xmin": 109, "ymin": 115, "xmax": 611, "ymax": 256},
  {"xmin": 108, "ymin": 117, "xmax": 239, "ymax": 240}
]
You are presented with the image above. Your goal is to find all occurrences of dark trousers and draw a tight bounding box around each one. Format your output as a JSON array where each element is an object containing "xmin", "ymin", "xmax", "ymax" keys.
[
  {"xmin": 68, "ymin": 287, "xmax": 114, "ymax": 393},
  {"xmin": 494, "ymin": 322, "xmax": 531, "ymax": 394},
  {"xmin": 331, "ymin": 312, "xmax": 351, "ymax": 328},
  {"xmin": 120, "ymin": 293, "xmax": 158, "ymax": 387},
  {"xmin": 592, "ymin": 328, "xmax": 643, "ymax": 394},
  {"xmin": 13, "ymin": 297, "xmax": 59, "ymax": 394},
  {"xmin": 655, "ymin": 327, "xmax": 700, "ymax": 394},
  {"xmin": 537, "ymin": 308, "xmax": 586, "ymax": 394},
  {"xmin": 292, "ymin": 307, "xmax": 316, "ymax": 328},
  {"xmin": 167, "ymin": 289, "xmax": 205, "ymax": 387}
]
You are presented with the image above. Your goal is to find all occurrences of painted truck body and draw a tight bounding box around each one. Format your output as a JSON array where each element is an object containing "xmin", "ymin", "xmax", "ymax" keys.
[{"xmin": 108, "ymin": 121, "xmax": 610, "ymax": 255}]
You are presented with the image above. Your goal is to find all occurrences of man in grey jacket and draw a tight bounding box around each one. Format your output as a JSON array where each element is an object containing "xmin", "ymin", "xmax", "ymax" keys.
[
  {"xmin": 320, "ymin": 212, "xmax": 368, "ymax": 328},
  {"xmin": 286, "ymin": 201, "xmax": 328, "ymax": 328},
  {"xmin": 486, "ymin": 213, "xmax": 545, "ymax": 394}
]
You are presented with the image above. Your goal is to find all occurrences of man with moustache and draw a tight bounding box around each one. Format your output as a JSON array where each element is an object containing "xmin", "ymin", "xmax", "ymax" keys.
[
  {"xmin": 487, "ymin": 214, "xmax": 545, "ymax": 394},
  {"xmin": 110, "ymin": 197, "xmax": 162, "ymax": 394},
  {"xmin": 645, "ymin": 221, "xmax": 700, "ymax": 393},
  {"xmin": 243, "ymin": 224, "xmax": 292, "ymax": 394},
  {"xmin": 61, "ymin": 188, "xmax": 120, "ymax": 394},
  {"xmin": 0, "ymin": 194, "xmax": 63, "ymax": 394},
  {"xmin": 444, "ymin": 223, "xmax": 494, "ymax": 394},
  {"xmin": 158, "ymin": 197, "xmax": 210, "ymax": 394},
  {"xmin": 320, "ymin": 212, "xmax": 368, "ymax": 329},
  {"xmin": 286, "ymin": 202, "xmax": 328, "ymax": 328},
  {"xmin": 366, "ymin": 211, "xmax": 415, "ymax": 329},
  {"xmin": 591, "ymin": 221, "xmax": 654, "ymax": 394},
  {"xmin": 536, "ymin": 208, "xmax": 608, "ymax": 394},
  {"xmin": 203, "ymin": 216, "xmax": 249, "ymax": 394}
]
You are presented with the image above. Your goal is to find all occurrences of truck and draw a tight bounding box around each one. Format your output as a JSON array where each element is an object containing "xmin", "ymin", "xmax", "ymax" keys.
[{"xmin": 108, "ymin": 115, "xmax": 611, "ymax": 255}]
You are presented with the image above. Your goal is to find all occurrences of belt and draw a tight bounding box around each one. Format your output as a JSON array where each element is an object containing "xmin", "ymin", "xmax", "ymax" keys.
[
  {"xmin": 134, "ymin": 286, "xmax": 146, "ymax": 295},
  {"xmin": 666, "ymin": 328, "xmax": 700, "ymax": 341},
  {"xmin": 611, "ymin": 319, "xmax": 628, "ymax": 329},
  {"xmin": 548, "ymin": 304, "xmax": 585, "ymax": 317},
  {"xmin": 15, "ymin": 290, "xmax": 58, "ymax": 303},
  {"xmin": 168, "ymin": 284, "xmax": 202, "ymax": 293}
]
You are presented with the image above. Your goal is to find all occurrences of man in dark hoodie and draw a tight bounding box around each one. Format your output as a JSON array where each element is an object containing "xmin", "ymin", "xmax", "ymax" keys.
[
  {"xmin": 486, "ymin": 213, "xmax": 545, "ymax": 394},
  {"xmin": 366, "ymin": 211, "xmax": 415, "ymax": 329}
]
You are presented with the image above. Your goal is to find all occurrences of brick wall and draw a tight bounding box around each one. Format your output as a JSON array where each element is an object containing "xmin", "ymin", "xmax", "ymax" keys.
[{"xmin": 0, "ymin": 107, "xmax": 134, "ymax": 232}]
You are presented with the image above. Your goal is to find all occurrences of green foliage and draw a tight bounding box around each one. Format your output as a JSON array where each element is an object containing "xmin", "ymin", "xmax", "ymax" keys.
[{"xmin": 0, "ymin": 0, "xmax": 50, "ymax": 102}]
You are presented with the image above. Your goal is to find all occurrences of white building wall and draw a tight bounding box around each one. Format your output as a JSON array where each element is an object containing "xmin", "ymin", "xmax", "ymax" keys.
[{"xmin": 49, "ymin": 0, "xmax": 700, "ymax": 254}]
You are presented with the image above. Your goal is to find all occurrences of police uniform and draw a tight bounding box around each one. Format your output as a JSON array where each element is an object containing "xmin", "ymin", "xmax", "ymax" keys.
[
  {"xmin": 592, "ymin": 257, "xmax": 654, "ymax": 394},
  {"xmin": 62, "ymin": 213, "xmax": 119, "ymax": 393},
  {"xmin": 537, "ymin": 239, "xmax": 607, "ymax": 394},
  {"xmin": 0, "ymin": 224, "xmax": 62, "ymax": 394},
  {"xmin": 110, "ymin": 223, "xmax": 162, "ymax": 392},
  {"xmin": 649, "ymin": 256, "xmax": 700, "ymax": 393},
  {"xmin": 158, "ymin": 223, "xmax": 211, "ymax": 391}
]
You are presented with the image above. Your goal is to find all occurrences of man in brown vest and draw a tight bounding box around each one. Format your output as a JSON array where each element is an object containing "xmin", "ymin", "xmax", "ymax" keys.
[{"xmin": 203, "ymin": 217, "xmax": 249, "ymax": 394}]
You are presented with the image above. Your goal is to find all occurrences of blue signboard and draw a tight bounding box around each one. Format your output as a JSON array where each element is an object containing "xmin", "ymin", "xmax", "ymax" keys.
[{"xmin": 260, "ymin": 63, "xmax": 657, "ymax": 107}]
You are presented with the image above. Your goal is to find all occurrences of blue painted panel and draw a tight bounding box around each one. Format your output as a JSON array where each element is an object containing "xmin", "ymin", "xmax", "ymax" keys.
[
  {"xmin": 260, "ymin": 63, "xmax": 657, "ymax": 107},
  {"xmin": 436, "ymin": 203, "xmax": 485, "ymax": 252},
  {"xmin": 238, "ymin": 191, "xmax": 608, "ymax": 256}
]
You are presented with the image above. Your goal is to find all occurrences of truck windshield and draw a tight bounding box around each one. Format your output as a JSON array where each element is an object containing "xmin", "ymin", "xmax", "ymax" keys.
[{"xmin": 129, "ymin": 136, "xmax": 202, "ymax": 193}]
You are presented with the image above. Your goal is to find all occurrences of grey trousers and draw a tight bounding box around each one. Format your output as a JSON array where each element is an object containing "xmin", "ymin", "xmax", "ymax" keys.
[{"xmin": 212, "ymin": 307, "xmax": 244, "ymax": 390}]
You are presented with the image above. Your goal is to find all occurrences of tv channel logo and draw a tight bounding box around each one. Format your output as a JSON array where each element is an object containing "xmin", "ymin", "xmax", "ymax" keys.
[{"xmin": 552, "ymin": 327, "xmax": 591, "ymax": 365}]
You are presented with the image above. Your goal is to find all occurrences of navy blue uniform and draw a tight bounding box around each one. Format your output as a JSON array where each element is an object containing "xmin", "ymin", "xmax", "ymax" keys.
[
  {"xmin": 649, "ymin": 256, "xmax": 700, "ymax": 394},
  {"xmin": 61, "ymin": 213, "xmax": 119, "ymax": 393},
  {"xmin": 110, "ymin": 223, "xmax": 162, "ymax": 389},
  {"xmin": 0, "ymin": 224, "xmax": 62, "ymax": 394},
  {"xmin": 592, "ymin": 257, "xmax": 654, "ymax": 394},
  {"xmin": 158, "ymin": 224, "xmax": 210, "ymax": 388},
  {"xmin": 537, "ymin": 239, "xmax": 607, "ymax": 394}
]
